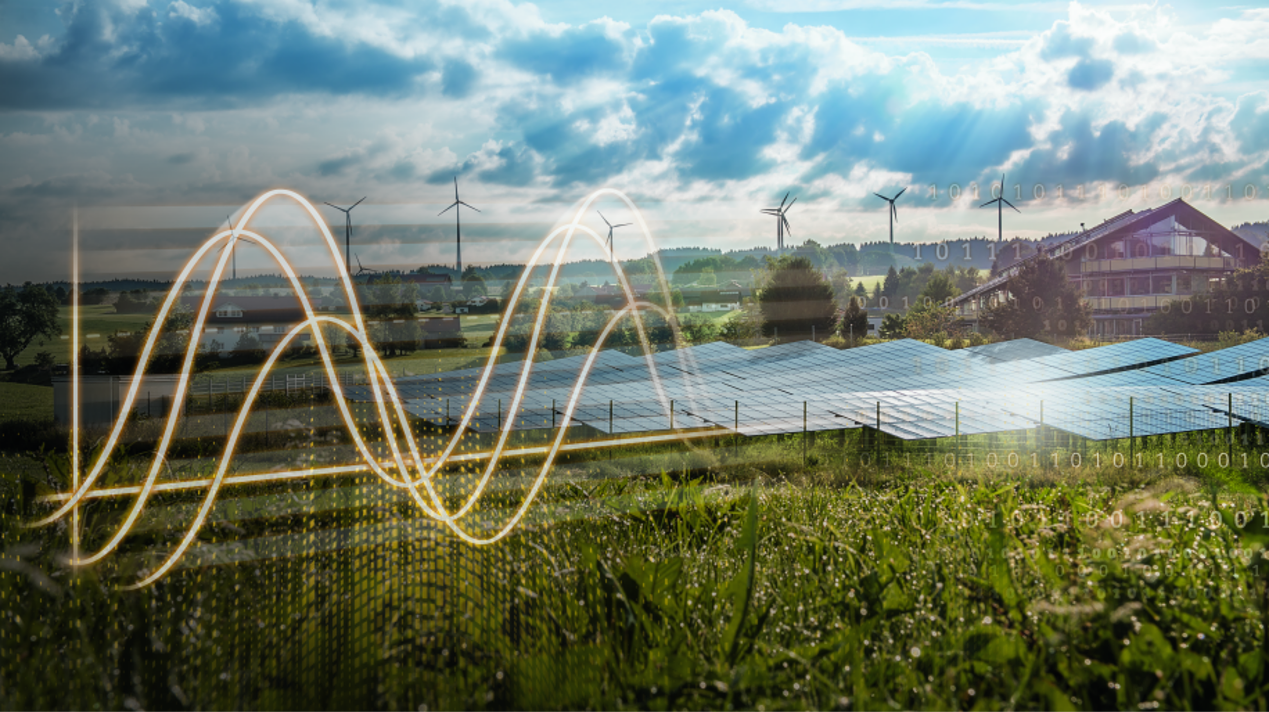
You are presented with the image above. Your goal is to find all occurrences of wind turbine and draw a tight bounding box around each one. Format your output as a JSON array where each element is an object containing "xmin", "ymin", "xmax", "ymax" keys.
[
  {"xmin": 598, "ymin": 211, "xmax": 631, "ymax": 262},
  {"xmin": 873, "ymin": 188, "xmax": 906, "ymax": 251},
  {"xmin": 760, "ymin": 192, "xmax": 796, "ymax": 251},
  {"xmin": 324, "ymin": 197, "xmax": 366, "ymax": 276},
  {"xmin": 354, "ymin": 254, "xmax": 378, "ymax": 278},
  {"xmin": 979, "ymin": 174, "xmax": 1020, "ymax": 243},
  {"xmin": 217, "ymin": 213, "xmax": 243, "ymax": 281},
  {"xmin": 438, "ymin": 177, "xmax": 479, "ymax": 275}
]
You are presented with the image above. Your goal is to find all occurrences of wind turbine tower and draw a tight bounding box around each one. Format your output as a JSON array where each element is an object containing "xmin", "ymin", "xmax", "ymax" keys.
[
  {"xmin": 873, "ymin": 188, "xmax": 906, "ymax": 250},
  {"xmin": 324, "ymin": 197, "xmax": 366, "ymax": 276},
  {"xmin": 598, "ymin": 211, "xmax": 631, "ymax": 262},
  {"xmin": 760, "ymin": 192, "xmax": 796, "ymax": 252},
  {"xmin": 979, "ymin": 173, "xmax": 1020, "ymax": 243},
  {"xmin": 439, "ymin": 177, "xmax": 480, "ymax": 275}
]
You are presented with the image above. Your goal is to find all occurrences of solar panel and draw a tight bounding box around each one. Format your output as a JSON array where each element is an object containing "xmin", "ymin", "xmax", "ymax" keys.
[{"xmin": 330, "ymin": 338, "xmax": 1268, "ymax": 444}]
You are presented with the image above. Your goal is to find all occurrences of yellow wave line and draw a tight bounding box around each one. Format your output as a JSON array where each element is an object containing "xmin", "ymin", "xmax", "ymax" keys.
[{"xmin": 37, "ymin": 188, "xmax": 710, "ymax": 587}]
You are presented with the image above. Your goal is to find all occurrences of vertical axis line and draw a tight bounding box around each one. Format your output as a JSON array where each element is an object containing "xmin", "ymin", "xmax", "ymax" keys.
[{"xmin": 71, "ymin": 205, "xmax": 80, "ymax": 562}]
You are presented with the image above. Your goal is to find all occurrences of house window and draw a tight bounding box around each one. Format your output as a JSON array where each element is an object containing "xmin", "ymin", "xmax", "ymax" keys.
[{"xmin": 215, "ymin": 305, "xmax": 243, "ymax": 318}]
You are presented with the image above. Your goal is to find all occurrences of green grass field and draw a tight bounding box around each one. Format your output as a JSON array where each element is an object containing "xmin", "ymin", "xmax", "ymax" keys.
[
  {"xmin": 3, "ymin": 423, "xmax": 1269, "ymax": 708},
  {"xmin": 0, "ymin": 382, "xmax": 53, "ymax": 421},
  {"xmin": 6, "ymin": 305, "xmax": 152, "ymax": 369}
]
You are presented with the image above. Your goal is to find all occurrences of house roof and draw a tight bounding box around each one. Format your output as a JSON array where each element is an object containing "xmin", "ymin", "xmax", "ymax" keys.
[
  {"xmin": 949, "ymin": 199, "xmax": 1257, "ymax": 307},
  {"xmin": 179, "ymin": 294, "xmax": 307, "ymax": 323}
]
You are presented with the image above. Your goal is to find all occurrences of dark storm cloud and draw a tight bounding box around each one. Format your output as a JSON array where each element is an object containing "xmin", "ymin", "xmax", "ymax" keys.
[{"xmin": 0, "ymin": 1, "xmax": 438, "ymax": 109}]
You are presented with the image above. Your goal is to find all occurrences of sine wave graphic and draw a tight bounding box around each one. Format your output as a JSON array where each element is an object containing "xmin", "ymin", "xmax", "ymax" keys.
[{"xmin": 36, "ymin": 188, "xmax": 718, "ymax": 588}]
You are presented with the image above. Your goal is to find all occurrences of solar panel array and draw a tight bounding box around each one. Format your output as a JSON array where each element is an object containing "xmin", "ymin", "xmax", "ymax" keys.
[{"xmin": 340, "ymin": 336, "xmax": 1269, "ymax": 442}]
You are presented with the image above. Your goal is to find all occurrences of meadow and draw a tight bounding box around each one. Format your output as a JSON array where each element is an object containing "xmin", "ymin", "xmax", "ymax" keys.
[{"xmin": 3, "ymin": 422, "xmax": 1269, "ymax": 709}]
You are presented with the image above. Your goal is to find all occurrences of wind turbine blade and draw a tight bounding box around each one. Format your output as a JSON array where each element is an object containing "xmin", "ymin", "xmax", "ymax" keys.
[
  {"xmin": 873, "ymin": 193, "xmax": 888, "ymax": 201},
  {"xmin": 1003, "ymin": 198, "xmax": 1021, "ymax": 213},
  {"xmin": 454, "ymin": 176, "xmax": 460, "ymax": 201},
  {"xmin": 785, "ymin": 197, "xmax": 797, "ymax": 211},
  {"xmin": 614, "ymin": 223, "xmax": 632, "ymax": 228},
  {"xmin": 598, "ymin": 210, "xmax": 613, "ymax": 228},
  {"xmin": 893, "ymin": 187, "xmax": 906, "ymax": 200},
  {"xmin": 438, "ymin": 203, "xmax": 457, "ymax": 216},
  {"xmin": 782, "ymin": 216, "xmax": 792, "ymax": 235},
  {"xmin": 891, "ymin": 203, "xmax": 898, "ymax": 222},
  {"xmin": 323, "ymin": 201, "xmax": 347, "ymax": 212},
  {"xmin": 350, "ymin": 197, "xmax": 366, "ymax": 210},
  {"xmin": 780, "ymin": 191, "xmax": 790, "ymax": 209},
  {"xmin": 979, "ymin": 198, "xmax": 998, "ymax": 208},
  {"xmin": 458, "ymin": 201, "xmax": 481, "ymax": 212}
]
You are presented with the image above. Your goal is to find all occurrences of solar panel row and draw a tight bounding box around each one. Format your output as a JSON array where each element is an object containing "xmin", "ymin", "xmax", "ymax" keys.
[{"xmin": 337, "ymin": 337, "xmax": 1269, "ymax": 442}]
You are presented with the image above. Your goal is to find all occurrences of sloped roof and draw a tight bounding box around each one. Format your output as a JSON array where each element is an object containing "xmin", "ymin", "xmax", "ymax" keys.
[{"xmin": 950, "ymin": 199, "xmax": 1256, "ymax": 307}]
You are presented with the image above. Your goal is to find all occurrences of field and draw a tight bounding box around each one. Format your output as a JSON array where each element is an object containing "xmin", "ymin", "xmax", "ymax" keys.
[{"xmin": 3, "ymin": 424, "xmax": 1269, "ymax": 709}]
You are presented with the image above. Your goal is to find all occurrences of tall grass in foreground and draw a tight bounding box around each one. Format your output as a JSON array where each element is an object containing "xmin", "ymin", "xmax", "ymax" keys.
[{"xmin": 4, "ymin": 431, "xmax": 1269, "ymax": 708}]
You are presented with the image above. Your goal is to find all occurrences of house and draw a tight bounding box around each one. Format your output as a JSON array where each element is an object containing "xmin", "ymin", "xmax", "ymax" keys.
[
  {"xmin": 680, "ymin": 281, "xmax": 749, "ymax": 312},
  {"xmin": 397, "ymin": 272, "xmax": 454, "ymax": 286},
  {"xmin": 179, "ymin": 294, "xmax": 309, "ymax": 354},
  {"xmin": 950, "ymin": 199, "xmax": 1262, "ymax": 336}
]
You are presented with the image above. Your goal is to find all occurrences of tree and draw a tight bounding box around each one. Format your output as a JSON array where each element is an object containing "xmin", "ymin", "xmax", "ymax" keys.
[
  {"xmin": 231, "ymin": 332, "xmax": 266, "ymax": 365},
  {"xmin": 854, "ymin": 282, "xmax": 868, "ymax": 298},
  {"xmin": 919, "ymin": 272, "xmax": 959, "ymax": 305},
  {"xmin": 904, "ymin": 301, "xmax": 958, "ymax": 339},
  {"xmin": 758, "ymin": 256, "xmax": 837, "ymax": 342},
  {"xmin": 0, "ymin": 283, "xmax": 61, "ymax": 370},
  {"xmin": 829, "ymin": 270, "xmax": 854, "ymax": 309},
  {"xmin": 841, "ymin": 297, "xmax": 868, "ymax": 343},
  {"xmin": 882, "ymin": 266, "xmax": 899, "ymax": 297},
  {"xmin": 462, "ymin": 268, "xmax": 487, "ymax": 298},
  {"xmin": 982, "ymin": 255, "xmax": 1091, "ymax": 339},
  {"xmin": 879, "ymin": 312, "xmax": 907, "ymax": 339}
]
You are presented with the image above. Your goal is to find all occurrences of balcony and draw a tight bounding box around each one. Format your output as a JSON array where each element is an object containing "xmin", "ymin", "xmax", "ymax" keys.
[{"xmin": 1080, "ymin": 256, "xmax": 1235, "ymax": 274}]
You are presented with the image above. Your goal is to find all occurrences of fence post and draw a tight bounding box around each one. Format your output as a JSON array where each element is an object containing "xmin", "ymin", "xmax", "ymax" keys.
[
  {"xmin": 955, "ymin": 401, "xmax": 960, "ymax": 469},
  {"xmin": 1229, "ymin": 392, "xmax": 1234, "ymax": 467},
  {"xmin": 552, "ymin": 399, "xmax": 556, "ymax": 431},
  {"xmin": 1129, "ymin": 396, "xmax": 1134, "ymax": 466},
  {"xmin": 734, "ymin": 400, "xmax": 739, "ymax": 457},
  {"xmin": 875, "ymin": 401, "xmax": 881, "ymax": 463},
  {"xmin": 803, "ymin": 401, "xmax": 808, "ymax": 466},
  {"xmin": 670, "ymin": 400, "xmax": 675, "ymax": 430}
]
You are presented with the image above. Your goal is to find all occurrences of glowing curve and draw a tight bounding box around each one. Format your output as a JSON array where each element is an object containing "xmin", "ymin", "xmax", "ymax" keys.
[{"xmin": 37, "ymin": 188, "xmax": 714, "ymax": 587}]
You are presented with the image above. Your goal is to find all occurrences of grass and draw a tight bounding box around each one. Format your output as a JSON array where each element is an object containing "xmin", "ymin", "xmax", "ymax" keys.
[
  {"xmin": 6, "ymin": 305, "xmax": 152, "ymax": 370},
  {"xmin": 3, "ymin": 423, "xmax": 1269, "ymax": 708},
  {"xmin": 0, "ymin": 383, "xmax": 53, "ymax": 421}
]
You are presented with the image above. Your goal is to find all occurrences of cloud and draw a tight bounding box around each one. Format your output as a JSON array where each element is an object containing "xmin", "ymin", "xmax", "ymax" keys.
[
  {"xmin": 1067, "ymin": 57, "xmax": 1114, "ymax": 91},
  {"xmin": 441, "ymin": 59, "xmax": 479, "ymax": 98},
  {"xmin": 1040, "ymin": 22, "xmax": 1094, "ymax": 60},
  {"xmin": 1009, "ymin": 110, "xmax": 1166, "ymax": 188},
  {"xmin": 0, "ymin": 1, "xmax": 443, "ymax": 109},
  {"xmin": 1111, "ymin": 30, "xmax": 1155, "ymax": 55},
  {"xmin": 498, "ymin": 20, "xmax": 631, "ymax": 85}
]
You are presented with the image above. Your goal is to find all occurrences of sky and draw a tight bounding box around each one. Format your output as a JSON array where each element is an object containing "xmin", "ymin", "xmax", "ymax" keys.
[{"xmin": 1, "ymin": 0, "xmax": 1268, "ymax": 282}]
